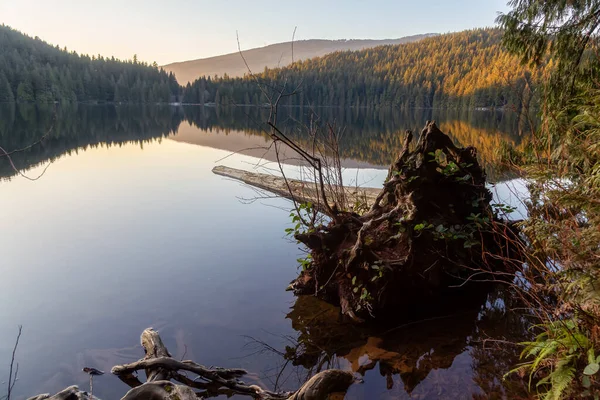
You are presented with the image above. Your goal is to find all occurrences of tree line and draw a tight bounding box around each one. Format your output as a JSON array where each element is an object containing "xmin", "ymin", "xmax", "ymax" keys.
[
  {"xmin": 0, "ymin": 24, "xmax": 179, "ymax": 104},
  {"xmin": 0, "ymin": 25, "xmax": 548, "ymax": 111},
  {"xmin": 182, "ymin": 29, "xmax": 548, "ymax": 111}
]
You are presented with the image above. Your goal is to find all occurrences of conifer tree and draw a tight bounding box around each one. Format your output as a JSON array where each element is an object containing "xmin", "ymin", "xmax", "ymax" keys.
[{"xmin": 0, "ymin": 72, "xmax": 14, "ymax": 102}]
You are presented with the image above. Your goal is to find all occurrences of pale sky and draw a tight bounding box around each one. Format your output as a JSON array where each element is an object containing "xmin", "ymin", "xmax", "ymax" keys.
[{"xmin": 0, "ymin": 0, "xmax": 509, "ymax": 65}]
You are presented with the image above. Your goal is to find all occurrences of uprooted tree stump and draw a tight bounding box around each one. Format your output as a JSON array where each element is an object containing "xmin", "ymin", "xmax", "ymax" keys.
[
  {"xmin": 27, "ymin": 328, "xmax": 356, "ymax": 400},
  {"xmin": 288, "ymin": 121, "xmax": 521, "ymax": 320}
]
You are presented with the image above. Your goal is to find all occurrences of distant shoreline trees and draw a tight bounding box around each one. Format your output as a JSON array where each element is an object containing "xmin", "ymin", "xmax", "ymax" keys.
[
  {"xmin": 0, "ymin": 25, "xmax": 179, "ymax": 104},
  {"xmin": 0, "ymin": 25, "xmax": 547, "ymax": 112},
  {"xmin": 182, "ymin": 29, "xmax": 546, "ymax": 112}
]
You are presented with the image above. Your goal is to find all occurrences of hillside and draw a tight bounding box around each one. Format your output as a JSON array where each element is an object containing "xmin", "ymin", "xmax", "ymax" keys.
[
  {"xmin": 162, "ymin": 34, "xmax": 437, "ymax": 84},
  {"xmin": 0, "ymin": 24, "xmax": 180, "ymax": 103},
  {"xmin": 182, "ymin": 29, "xmax": 546, "ymax": 110}
]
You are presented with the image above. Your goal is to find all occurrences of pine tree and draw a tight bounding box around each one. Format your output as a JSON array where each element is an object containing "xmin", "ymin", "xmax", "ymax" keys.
[
  {"xmin": 0, "ymin": 72, "xmax": 14, "ymax": 102},
  {"xmin": 16, "ymin": 79, "xmax": 34, "ymax": 102}
]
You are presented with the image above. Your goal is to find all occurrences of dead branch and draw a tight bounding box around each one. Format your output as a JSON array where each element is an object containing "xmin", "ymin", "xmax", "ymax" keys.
[
  {"xmin": 6, "ymin": 325, "xmax": 22, "ymax": 400},
  {"xmin": 26, "ymin": 328, "xmax": 356, "ymax": 400}
]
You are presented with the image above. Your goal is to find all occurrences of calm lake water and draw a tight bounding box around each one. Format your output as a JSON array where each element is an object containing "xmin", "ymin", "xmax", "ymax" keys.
[{"xmin": 0, "ymin": 104, "xmax": 530, "ymax": 399}]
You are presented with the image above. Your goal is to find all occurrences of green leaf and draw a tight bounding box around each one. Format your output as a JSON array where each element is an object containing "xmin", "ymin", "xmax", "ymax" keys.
[
  {"xmin": 582, "ymin": 375, "xmax": 591, "ymax": 388},
  {"xmin": 584, "ymin": 363, "xmax": 600, "ymax": 375},
  {"xmin": 414, "ymin": 223, "xmax": 425, "ymax": 231},
  {"xmin": 353, "ymin": 287, "xmax": 358, "ymax": 293},
  {"xmin": 352, "ymin": 276, "xmax": 357, "ymax": 285}
]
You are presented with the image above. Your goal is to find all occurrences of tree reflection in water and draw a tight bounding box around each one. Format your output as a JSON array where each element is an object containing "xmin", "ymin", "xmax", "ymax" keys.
[
  {"xmin": 250, "ymin": 286, "xmax": 533, "ymax": 399},
  {"xmin": 0, "ymin": 103, "xmax": 532, "ymax": 182}
]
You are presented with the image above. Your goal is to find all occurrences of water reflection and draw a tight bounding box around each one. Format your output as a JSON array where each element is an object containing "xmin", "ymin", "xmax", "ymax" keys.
[
  {"xmin": 0, "ymin": 104, "xmax": 530, "ymax": 182},
  {"xmin": 0, "ymin": 103, "xmax": 182, "ymax": 179},
  {"xmin": 0, "ymin": 103, "xmax": 534, "ymax": 399},
  {"xmin": 262, "ymin": 286, "xmax": 532, "ymax": 399}
]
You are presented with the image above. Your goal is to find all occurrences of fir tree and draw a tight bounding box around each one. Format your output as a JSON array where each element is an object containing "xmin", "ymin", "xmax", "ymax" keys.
[{"xmin": 0, "ymin": 72, "xmax": 14, "ymax": 102}]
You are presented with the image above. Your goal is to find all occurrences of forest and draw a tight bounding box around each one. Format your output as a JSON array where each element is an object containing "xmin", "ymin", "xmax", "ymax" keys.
[
  {"xmin": 182, "ymin": 29, "xmax": 547, "ymax": 111},
  {"xmin": 1, "ymin": 25, "xmax": 547, "ymax": 112},
  {"xmin": 0, "ymin": 24, "xmax": 179, "ymax": 104}
]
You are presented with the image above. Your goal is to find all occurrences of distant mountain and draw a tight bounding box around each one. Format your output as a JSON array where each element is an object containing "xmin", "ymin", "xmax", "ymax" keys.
[{"xmin": 162, "ymin": 34, "xmax": 438, "ymax": 84}]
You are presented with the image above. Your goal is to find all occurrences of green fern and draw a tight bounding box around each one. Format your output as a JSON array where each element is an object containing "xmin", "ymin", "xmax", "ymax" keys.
[
  {"xmin": 541, "ymin": 357, "xmax": 576, "ymax": 400},
  {"xmin": 510, "ymin": 320, "xmax": 595, "ymax": 399}
]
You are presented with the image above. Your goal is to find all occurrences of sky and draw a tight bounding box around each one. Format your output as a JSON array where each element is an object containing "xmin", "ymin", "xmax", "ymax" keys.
[{"xmin": 0, "ymin": 0, "xmax": 509, "ymax": 65}]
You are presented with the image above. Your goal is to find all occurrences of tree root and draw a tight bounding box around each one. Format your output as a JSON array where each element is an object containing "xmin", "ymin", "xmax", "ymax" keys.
[
  {"xmin": 290, "ymin": 121, "xmax": 523, "ymax": 319},
  {"xmin": 27, "ymin": 328, "xmax": 357, "ymax": 400}
]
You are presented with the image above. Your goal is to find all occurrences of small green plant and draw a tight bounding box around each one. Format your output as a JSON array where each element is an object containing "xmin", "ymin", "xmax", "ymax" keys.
[
  {"xmin": 454, "ymin": 173, "xmax": 472, "ymax": 182},
  {"xmin": 350, "ymin": 274, "xmax": 374, "ymax": 312},
  {"xmin": 428, "ymin": 149, "xmax": 447, "ymax": 165},
  {"xmin": 297, "ymin": 254, "xmax": 312, "ymax": 271},
  {"xmin": 370, "ymin": 264, "xmax": 385, "ymax": 282},
  {"xmin": 438, "ymin": 160, "xmax": 460, "ymax": 176},
  {"xmin": 351, "ymin": 275, "xmax": 360, "ymax": 293},
  {"xmin": 428, "ymin": 150, "xmax": 474, "ymax": 180},
  {"xmin": 466, "ymin": 212, "xmax": 490, "ymax": 228},
  {"xmin": 413, "ymin": 222, "xmax": 434, "ymax": 232},
  {"xmin": 492, "ymin": 202, "xmax": 518, "ymax": 217},
  {"xmin": 412, "ymin": 219, "xmax": 483, "ymax": 248},
  {"xmin": 285, "ymin": 202, "xmax": 315, "ymax": 237},
  {"xmin": 286, "ymin": 202, "xmax": 317, "ymax": 271},
  {"xmin": 507, "ymin": 319, "xmax": 599, "ymax": 400}
]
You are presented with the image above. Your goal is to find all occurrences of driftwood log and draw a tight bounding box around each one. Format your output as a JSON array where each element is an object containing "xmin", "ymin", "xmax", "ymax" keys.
[
  {"xmin": 27, "ymin": 328, "xmax": 356, "ymax": 400},
  {"xmin": 212, "ymin": 165, "xmax": 380, "ymax": 212}
]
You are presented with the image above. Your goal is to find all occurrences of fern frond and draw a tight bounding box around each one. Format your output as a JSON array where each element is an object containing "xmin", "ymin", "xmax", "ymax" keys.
[{"xmin": 543, "ymin": 358, "xmax": 575, "ymax": 400}]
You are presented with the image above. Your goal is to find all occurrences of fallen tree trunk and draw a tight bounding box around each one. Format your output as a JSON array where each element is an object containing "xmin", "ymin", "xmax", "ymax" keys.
[
  {"xmin": 215, "ymin": 121, "xmax": 522, "ymax": 320},
  {"xmin": 212, "ymin": 165, "xmax": 380, "ymax": 212},
  {"xmin": 27, "ymin": 328, "xmax": 355, "ymax": 400}
]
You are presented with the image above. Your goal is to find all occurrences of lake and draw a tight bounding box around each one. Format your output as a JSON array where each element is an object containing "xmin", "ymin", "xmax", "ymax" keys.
[{"xmin": 0, "ymin": 104, "xmax": 531, "ymax": 399}]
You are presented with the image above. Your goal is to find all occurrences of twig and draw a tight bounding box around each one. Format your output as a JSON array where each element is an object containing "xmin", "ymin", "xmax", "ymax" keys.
[{"xmin": 6, "ymin": 325, "xmax": 22, "ymax": 400}]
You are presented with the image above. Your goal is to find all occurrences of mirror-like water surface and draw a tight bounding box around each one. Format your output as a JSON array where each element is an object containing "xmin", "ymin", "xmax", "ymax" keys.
[{"xmin": 0, "ymin": 105, "xmax": 530, "ymax": 399}]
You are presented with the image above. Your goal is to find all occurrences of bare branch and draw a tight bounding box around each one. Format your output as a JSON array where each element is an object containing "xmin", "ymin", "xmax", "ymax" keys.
[{"xmin": 6, "ymin": 325, "xmax": 22, "ymax": 400}]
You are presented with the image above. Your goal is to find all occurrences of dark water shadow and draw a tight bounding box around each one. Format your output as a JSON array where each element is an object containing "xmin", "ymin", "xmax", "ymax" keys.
[{"xmin": 250, "ymin": 286, "xmax": 533, "ymax": 399}]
